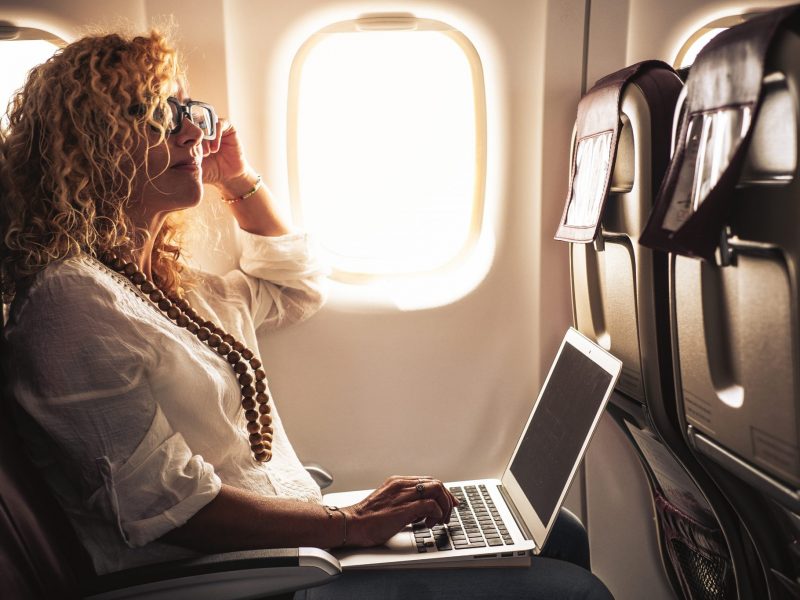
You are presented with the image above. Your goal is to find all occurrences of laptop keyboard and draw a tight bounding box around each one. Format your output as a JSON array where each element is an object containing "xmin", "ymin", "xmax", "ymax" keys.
[{"xmin": 413, "ymin": 484, "xmax": 515, "ymax": 552}]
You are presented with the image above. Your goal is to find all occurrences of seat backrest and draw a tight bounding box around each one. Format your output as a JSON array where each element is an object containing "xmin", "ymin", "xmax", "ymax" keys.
[
  {"xmin": 0, "ymin": 323, "xmax": 94, "ymax": 599},
  {"xmin": 569, "ymin": 64, "xmax": 678, "ymax": 414},
  {"xmin": 672, "ymin": 26, "xmax": 800, "ymax": 514},
  {"xmin": 562, "ymin": 63, "xmax": 751, "ymax": 599},
  {"xmin": 669, "ymin": 19, "xmax": 800, "ymax": 598}
]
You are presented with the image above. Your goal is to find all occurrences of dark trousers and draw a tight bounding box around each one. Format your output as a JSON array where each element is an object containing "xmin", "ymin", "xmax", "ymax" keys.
[{"xmin": 294, "ymin": 508, "xmax": 613, "ymax": 600}]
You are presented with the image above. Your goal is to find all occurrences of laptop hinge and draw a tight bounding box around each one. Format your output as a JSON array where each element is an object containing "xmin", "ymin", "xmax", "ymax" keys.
[{"xmin": 497, "ymin": 484, "xmax": 533, "ymax": 541}]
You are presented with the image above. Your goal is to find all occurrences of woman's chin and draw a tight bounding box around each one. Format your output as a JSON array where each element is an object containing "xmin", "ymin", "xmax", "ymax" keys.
[
  {"xmin": 187, "ymin": 192, "xmax": 203, "ymax": 209},
  {"xmin": 178, "ymin": 178, "xmax": 204, "ymax": 209}
]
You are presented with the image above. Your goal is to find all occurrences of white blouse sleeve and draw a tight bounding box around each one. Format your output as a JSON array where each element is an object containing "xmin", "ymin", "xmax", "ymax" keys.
[
  {"xmin": 232, "ymin": 230, "xmax": 329, "ymax": 331},
  {"xmin": 6, "ymin": 271, "xmax": 221, "ymax": 548}
]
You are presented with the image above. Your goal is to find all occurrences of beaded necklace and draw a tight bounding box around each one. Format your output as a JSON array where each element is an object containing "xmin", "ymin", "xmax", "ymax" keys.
[{"xmin": 100, "ymin": 251, "xmax": 274, "ymax": 463}]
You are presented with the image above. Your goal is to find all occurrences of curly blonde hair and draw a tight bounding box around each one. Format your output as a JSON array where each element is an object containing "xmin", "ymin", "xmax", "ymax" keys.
[{"xmin": 0, "ymin": 29, "xmax": 191, "ymax": 302}]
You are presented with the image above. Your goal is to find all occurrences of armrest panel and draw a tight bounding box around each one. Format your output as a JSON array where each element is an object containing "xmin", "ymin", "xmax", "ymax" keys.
[
  {"xmin": 84, "ymin": 548, "xmax": 341, "ymax": 600},
  {"xmin": 304, "ymin": 463, "xmax": 334, "ymax": 490}
]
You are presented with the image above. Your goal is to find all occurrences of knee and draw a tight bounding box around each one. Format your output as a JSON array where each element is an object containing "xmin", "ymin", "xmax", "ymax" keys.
[
  {"xmin": 563, "ymin": 567, "xmax": 615, "ymax": 600},
  {"xmin": 542, "ymin": 507, "xmax": 591, "ymax": 570},
  {"xmin": 555, "ymin": 508, "xmax": 588, "ymax": 546},
  {"xmin": 526, "ymin": 557, "xmax": 613, "ymax": 600},
  {"xmin": 581, "ymin": 572, "xmax": 615, "ymax": 600}
]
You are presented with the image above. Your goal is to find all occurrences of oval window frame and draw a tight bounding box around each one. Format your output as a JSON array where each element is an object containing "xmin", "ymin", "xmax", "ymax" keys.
[{"xmin": 286, "ymin": 13, "xmax": 488, "ymax": 284}]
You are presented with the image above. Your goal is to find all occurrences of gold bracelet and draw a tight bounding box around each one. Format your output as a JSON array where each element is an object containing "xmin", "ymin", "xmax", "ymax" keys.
[
  {"xmin": 221, "ymin": 174, "xmax": 262, "ymax": 205},
  {"xmin": 323, "ymin": 505, "xmax": 347, "ymax": 547}
]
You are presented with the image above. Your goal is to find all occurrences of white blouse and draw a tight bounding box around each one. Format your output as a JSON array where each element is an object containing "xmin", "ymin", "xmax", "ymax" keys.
[{"xmin": 3, "ymin": 231, "xmax": 328, "ymax": 575}]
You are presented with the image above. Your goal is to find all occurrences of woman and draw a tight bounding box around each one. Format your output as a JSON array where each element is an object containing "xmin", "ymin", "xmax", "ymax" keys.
[{"xmin": 0, "ymin": 30, "xmax": 613, "ymax": 599}]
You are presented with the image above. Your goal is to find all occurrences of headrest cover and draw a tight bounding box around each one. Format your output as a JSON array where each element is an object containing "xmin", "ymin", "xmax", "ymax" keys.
[
  {"xmin": 555, "ymin": 60, "xmax": 677, "ymax": 243},
  {"xmin": 640, "ymin": 5, "xmax": 800, "ymax": 260}
]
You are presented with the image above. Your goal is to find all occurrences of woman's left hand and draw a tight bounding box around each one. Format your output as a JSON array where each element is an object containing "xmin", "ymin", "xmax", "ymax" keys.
[
  {"xmin": 197, "ymin": 116, "xmax": 290, "ymax": 236},
  {"xmin": 200, "ymin": 118, "xmax": 253, "ymax": 189}
]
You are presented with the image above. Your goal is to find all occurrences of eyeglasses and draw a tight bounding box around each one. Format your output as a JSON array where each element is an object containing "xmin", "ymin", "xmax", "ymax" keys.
[
  {"xmin": 131, "ymin": 97, "xmax": 218, "ymax": 140},
  {"xmin": 164, "ymin": 97, "xmax": 218, "ymax": 140}
]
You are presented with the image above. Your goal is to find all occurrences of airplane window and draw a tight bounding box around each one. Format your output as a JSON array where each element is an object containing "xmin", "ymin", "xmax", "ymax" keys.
[
  {"xmin": 675, "ymin": 27, "xmax": 727, "ymax": 69},
  {"xmin": 0, "ymin": 28, "xmax": 62, "ymax": 128},
  {"xmin": 673, "ymin": 13, "xmax": 763, "ymax": 69},
  {"xmin": 288, "ymin": 16, "xmax": 487, "ymax": 282}
]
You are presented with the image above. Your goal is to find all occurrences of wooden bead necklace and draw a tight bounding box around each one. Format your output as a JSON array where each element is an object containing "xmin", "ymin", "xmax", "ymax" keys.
[{"xmin": 100, "ymin": 251, "xmax": 274, "ymax": 463}]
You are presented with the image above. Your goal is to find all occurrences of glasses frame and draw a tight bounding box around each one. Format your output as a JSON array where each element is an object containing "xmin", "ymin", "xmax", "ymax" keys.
[{"xmin": 166, "ymin": 97, "xmax": 218, "ymax": 140}]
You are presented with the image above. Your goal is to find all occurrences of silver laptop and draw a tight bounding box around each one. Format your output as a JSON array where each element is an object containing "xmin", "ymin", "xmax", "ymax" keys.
[{"xmin": 324, "ymin": 327, "xmax": 622, "ymax": 569}]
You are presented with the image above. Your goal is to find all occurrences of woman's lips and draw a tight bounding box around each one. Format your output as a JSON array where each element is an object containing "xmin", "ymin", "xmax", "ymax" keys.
[{"xmin": 171, "ymin": 160, "xmax": 200, "ymax": 171}]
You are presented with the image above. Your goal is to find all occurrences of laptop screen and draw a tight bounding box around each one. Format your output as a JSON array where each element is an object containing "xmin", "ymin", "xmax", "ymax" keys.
[{"xmin": 509, "ymin": 340, "xmax": 614, "ymax": 524}]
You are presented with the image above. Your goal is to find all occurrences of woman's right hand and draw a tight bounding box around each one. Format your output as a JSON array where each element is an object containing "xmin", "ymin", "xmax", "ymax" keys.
[{"xmin": 342, "ymin": 476, "xmax": 460, "ymax": 547}]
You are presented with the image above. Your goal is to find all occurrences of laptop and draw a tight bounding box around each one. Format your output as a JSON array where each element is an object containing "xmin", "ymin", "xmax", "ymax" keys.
[{"xmin": 323, "ymin": 327, "xmax": 622, "ymax": 569}]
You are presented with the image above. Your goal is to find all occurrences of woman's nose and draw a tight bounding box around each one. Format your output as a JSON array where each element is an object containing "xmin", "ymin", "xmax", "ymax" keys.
[{"xmin": 175, "ymin": 115, "xmax": 204, "ymax": 146}]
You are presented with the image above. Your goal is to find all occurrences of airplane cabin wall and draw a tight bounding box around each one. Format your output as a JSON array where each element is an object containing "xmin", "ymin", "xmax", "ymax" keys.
[{"xmin": 218, "ymin": 0, "xmax": 582, "ymax": 493}]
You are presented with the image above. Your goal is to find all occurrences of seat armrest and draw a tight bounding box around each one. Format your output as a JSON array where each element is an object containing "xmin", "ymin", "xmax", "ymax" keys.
[
  {"xmin": 304, "ymin": 463, "xmax": 334, "ymax": 490},
  {"xmin": 83, "ymin": 547, "xmax": 341, "ymax": 600}
]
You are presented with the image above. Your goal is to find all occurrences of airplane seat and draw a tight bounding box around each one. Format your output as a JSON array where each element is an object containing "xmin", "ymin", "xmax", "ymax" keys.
[
  {"xmin": 0, "ymin": 318, "xmax": 341, "ymax": 599},
  {"xmin": 0, "ymin": 389, "xmax": 95, "ymax": 598},
  {"xmin": 557, "ymin": 61, "xmax": 747, "ymax": 599},
  {"xmin": 638, "ymin": 6, "xmax": 800, "ymax": 598}
]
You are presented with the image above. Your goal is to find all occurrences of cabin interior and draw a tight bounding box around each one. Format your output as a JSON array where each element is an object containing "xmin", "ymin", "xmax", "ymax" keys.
[{"xmin": 1, "ymin": 0, "xmax": 799, "ymax": 599}]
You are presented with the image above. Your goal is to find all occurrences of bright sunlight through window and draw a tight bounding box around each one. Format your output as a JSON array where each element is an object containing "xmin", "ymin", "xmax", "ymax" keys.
[
  {"xmin": 288, "ymin": 16, "xmax": 487, "ymax": 280},
  {"xmin": 673, "ymin": 12, "xmax": 766, "ymax": 70},
  {"xmin": 0, "ymin": 36, "xmax": 60, "ymax": 127},
  {"xmin": 675, "ymin": 28, "xmax": 726, "ymax": 69}
]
